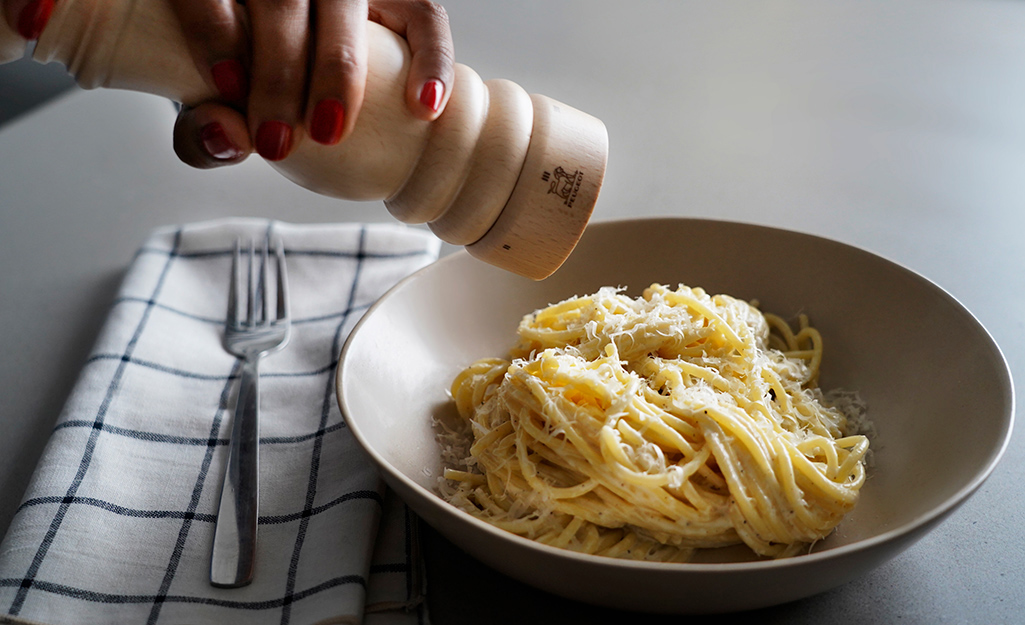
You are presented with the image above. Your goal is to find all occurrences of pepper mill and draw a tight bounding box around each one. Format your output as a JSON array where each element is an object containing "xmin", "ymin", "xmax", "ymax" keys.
[{"xmin": 0, "ymin": 0, "xmax": 608, "ymax": 280}]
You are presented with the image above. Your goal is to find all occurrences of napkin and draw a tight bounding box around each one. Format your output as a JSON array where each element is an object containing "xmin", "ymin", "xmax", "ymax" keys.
[{"xmin": 0, "ymin": 218, "xmax": 440, "ymax": 625}]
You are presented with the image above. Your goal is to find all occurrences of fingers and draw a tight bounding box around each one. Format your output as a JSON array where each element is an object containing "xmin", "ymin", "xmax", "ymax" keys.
[
  {"xmin": 305, "ymin": 0, "xmax": 453, "ymax": 145},
  {"xmin": 369, "ymin": 0, "xmax": 454, "ymax": 121},
  {"xmin": 4, "ymin": 0, "xmax": 55, "ymax": 40},
  {"xmin": 306, "ymin": 0, "xmax": 368, "ymax": 145},
  {"xmin": 166, "ymin": 0, "xmax": 455, "ymax": 170},
  {"xmin": 168, "ymin": 0, "xmax": 249, "ymax": 106},
  {"xmin": 246, "ymin": 0, "xmax": 311, "ymax": 160},
  {"xmin": 173, "ymin": 103, "xmax": 253, "ymax": 170},
  {"xmin": 169, "ymin": 0, "xmax": 324, "ymax": 164}
]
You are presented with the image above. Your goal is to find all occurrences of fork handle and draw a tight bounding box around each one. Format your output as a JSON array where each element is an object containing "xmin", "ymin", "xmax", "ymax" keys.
[{"xmin": 210, "ymin": 356, "xmax": 261, "ymax": 588}]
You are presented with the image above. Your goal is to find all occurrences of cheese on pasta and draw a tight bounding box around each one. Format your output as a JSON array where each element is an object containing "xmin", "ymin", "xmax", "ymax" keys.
[{"xmin": 439, "ymin": 284, "xmax": 869, "ymax": 561}]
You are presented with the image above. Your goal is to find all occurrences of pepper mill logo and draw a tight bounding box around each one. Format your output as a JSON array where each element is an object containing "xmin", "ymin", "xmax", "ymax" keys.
[{"xmin": 541, "ymin": 166, "xmax": 584, "ymax": 208}]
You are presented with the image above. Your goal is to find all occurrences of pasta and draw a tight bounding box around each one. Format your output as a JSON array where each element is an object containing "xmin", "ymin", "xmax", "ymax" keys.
[{"xmin": 439, "ymin": 283, "xmax": 869, "ymax": 562}]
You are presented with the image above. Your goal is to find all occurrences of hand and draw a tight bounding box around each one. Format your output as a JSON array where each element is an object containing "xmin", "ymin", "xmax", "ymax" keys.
[
  {"xmin": 170, "ymin": 0, "xmax": 454, "ymax": 169},
  {"xmin": 2, "ymin": 0, "xmax": 55, "ymax": 41}
]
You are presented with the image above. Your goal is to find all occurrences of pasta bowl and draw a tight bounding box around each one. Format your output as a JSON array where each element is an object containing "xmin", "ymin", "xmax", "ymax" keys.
[{"xmin": 336, "ymin": 217, "xmax": 1013, "ymax": 613}]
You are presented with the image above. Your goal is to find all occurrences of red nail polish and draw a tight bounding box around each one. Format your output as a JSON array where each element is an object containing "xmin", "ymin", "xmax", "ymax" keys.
[
  {"xmin": 255, "ymin": 121, "xmax": 292, "ymax": 162},
  {"xmin": 419, "ymin": 79, "xmax": 443, "ymax": 113},
  {"xmin": 17, "ymin": 0, "xmax": 55, "ymax": 40},
  {"xmin": 211, "ymin": 60, "xmax": 248, "ymax": 103},
  {"xmin": 310, "ymin": 99, "xmax": 345, "ymax": 145},
  {"xmin": 200, "ymin": 123, "xmax": 243, "ymax": 160}
]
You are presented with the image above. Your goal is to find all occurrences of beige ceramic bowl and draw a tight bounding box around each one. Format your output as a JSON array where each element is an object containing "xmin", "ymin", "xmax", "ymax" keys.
[{"xmin": 337, "ymin": 218, "xmax": 1013, "ymax": 613}]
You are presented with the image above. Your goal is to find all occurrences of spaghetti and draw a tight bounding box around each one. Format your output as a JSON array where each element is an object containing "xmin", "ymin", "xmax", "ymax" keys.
[{"xmin": 439, "ymin": 284, "xmax": 869, "ymax": 561}]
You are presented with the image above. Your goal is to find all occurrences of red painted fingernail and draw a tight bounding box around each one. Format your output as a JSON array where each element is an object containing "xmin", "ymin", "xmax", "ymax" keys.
[
  {"xmin": 310, "ymin": 99, "xmax": 345, "ymax": 145},
  {"xmin": 210, "ymin": 60, "xmax": 248, "ymax": 103},
  {"xmin": 419, "ymin": 79, "xmax": 443, "ymax": 113},
  {"xmin": 17, "ymin": 0, "xmax": 55, "ymax": 40},
  {"xmin": 255, "ymin": 121, "xmax": 292, "ymax": 161},
  {"xmin": 200, "ymin": 123, "xmax": 243, "ymax": 160}
]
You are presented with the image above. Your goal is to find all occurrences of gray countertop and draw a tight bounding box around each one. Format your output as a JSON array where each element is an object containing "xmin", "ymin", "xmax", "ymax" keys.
[{"xmin": 2, "ymin": 1, "xmax": 1024, "ymax": 622}]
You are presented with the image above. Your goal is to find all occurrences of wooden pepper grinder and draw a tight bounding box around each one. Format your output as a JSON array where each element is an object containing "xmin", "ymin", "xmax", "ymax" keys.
[{"xmin": 0, "ymin": 0, "xmax": 608, "ymax": 280}]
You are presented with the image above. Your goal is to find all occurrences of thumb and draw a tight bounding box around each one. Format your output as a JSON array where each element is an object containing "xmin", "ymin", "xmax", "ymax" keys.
[{"xmin": 173, "ymin": 102, "xmax": 253, "ymax": 170}]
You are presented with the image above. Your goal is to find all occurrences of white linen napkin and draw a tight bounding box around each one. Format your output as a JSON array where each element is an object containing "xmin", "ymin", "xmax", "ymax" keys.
[{"xmin": 0, "ymin": 218, "xmax": 440, "ymax": 625}]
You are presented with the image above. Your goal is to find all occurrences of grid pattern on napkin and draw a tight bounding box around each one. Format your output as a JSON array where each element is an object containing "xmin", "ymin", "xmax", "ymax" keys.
[{"xmin": 0, "ymin": 219, "xmax": 440, "ymax": 625}]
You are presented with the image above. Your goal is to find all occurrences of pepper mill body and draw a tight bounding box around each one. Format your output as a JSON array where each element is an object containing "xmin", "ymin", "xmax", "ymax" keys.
[{"xmin": 0, "ymin": 0, "xmax": 608, "ymax": 279}]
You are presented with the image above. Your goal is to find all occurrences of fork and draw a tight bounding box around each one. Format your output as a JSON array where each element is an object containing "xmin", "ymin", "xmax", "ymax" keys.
[{"xmin": 210, "ymin": 237, "xmax": 290, "ymax": 588}]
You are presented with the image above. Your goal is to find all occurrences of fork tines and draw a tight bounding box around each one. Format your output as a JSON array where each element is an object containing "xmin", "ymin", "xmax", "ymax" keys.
[{"xmin": 228, "ymin": 237, "xmax": 289, "ymax": 329}]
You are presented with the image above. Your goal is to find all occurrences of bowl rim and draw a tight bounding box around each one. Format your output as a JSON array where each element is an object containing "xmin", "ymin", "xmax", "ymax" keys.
[{"xmin": 337, "ymin": 216, "xmax": 1016, "ymax": 572}]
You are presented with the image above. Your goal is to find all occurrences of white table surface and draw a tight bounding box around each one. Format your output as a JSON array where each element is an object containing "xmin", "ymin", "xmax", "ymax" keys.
[{"xmin": 2, "ymin": 1, "xmax": 1024, "ymax": 622}]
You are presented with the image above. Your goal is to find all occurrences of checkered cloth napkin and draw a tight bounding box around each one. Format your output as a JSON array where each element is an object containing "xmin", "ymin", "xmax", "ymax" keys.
[{"xmin": 0, "ymin": 218, "xmax": 441, "ymax": 625}]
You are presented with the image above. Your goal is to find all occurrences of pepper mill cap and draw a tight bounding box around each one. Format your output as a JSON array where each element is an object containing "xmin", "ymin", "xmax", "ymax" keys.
[{"xmin": 467, "ymin": 94, "xmax": 609, "ymax": 280}]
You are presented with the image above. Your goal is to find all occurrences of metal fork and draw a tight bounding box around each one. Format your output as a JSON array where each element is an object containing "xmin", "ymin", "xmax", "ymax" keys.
[{"xmin": 210, "ymin": 238, "xmax": 290, "ymax": 588}]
